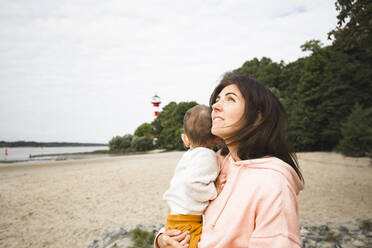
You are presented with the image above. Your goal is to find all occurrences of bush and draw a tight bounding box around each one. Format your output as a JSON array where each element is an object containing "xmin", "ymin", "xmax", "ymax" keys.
[
  {"xmin": 108, "ymin": 136, "xmax": 123, "ymax": 152},
  {"xmin": 131, "ymin": 135, "xmax": 154, "ymax": 152},
  {"xmin": 108, "ymin": 134, "xmax": 133, "ymax": 152},
  {"xmin": 128, "ymin": 227, "xmax": 155, "ymax": 248},
  {"xmin": 336, "ymin": 103, "xmax": 372, "ymax": 157},
  {"xmin": 121, "ymin": 134, "xmax": 134, "ymax": 150},
  {"xmin": 134, "ymin": 123, "xmax": 153, "ymax": 137},
  {"xmin": 360, "ymin": 220, "xmax": 372, "ymax": 231}
]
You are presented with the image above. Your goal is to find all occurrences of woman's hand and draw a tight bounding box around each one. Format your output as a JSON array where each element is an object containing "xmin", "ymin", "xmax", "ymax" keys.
[
  {"xmin": 157, "ymin": 229, "xmax": 190, "ymax": 248},
  {"xmin": 216, "ymin": 173, "xmax": 227, "ymax": 195}
]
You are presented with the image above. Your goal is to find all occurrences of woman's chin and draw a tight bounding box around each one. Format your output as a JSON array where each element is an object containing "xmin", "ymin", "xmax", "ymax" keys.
[
  {"xmin": 211, "ymin": 128, "xmax": 224, "ymax": 139},
  {"xmin": 211, "ymin": 127, "xmax": 218, "ymax": 135}
]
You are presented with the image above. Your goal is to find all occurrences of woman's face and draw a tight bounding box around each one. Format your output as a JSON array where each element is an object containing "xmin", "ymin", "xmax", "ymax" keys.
[{"xmin": 211, "ymin": 84, "xmax": 245, "ymax": 139}]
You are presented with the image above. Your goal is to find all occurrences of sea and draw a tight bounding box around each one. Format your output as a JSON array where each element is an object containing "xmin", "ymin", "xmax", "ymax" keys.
[{"xmin": 0, "ymin": 146, "xmax": 109, "ymax": 162}]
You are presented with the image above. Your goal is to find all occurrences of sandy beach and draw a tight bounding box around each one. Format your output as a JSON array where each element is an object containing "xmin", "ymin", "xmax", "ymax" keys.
[{"xmin": 0, "ymin": 151, "xmax": 371, "ymax": 248}]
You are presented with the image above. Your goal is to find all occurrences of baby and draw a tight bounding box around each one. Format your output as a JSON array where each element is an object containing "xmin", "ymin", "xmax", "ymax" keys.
[{"xmin": 163, "ymin": 104, "xmax": 219, "ymax": 248}]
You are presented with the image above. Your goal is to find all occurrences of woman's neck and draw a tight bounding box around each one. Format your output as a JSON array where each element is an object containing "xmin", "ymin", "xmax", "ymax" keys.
[{"xmin": 227, "ymin": 144, "xmax": 241, "ymax": 161}]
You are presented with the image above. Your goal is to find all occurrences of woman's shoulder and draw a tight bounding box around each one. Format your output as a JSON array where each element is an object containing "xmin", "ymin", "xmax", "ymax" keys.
[
  {"xmin": 239, "ymin": 166, "xmax": 285, "ymax": 189},
  {"xmin": 235, "ymin": 158, "xmax": 303, "ymax": 202},
  {"xmin": 236, "ymin": 157, "xmax": 294, "ymax": 191},
  {"xmin": 238, "ymin": 156, "xmax": 300, "ymax": 183}
]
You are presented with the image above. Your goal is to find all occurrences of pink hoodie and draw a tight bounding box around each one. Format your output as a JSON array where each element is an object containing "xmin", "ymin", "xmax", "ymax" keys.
[
  {"xmin": 155, "ymin": 152, "xmax": 304, "ymax": 248},
  {"xmin": 198, "ymin": 153, "xmax": 304, "ymax": 247}
]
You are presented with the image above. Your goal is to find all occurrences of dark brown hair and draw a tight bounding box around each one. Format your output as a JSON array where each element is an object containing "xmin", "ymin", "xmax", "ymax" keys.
[
  {"xmin": 184, "ymin": 105, "xmax": 216, "ymax": 147},
  {"xmin": 209, "ymin": 72, "xmax": 303, "ymax": 182}
]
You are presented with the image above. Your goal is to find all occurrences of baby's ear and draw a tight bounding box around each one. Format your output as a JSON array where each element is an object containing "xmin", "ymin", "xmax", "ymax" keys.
[{"xmin": 181, "ymin": 133, "xmax": 191, "ymax": 148}]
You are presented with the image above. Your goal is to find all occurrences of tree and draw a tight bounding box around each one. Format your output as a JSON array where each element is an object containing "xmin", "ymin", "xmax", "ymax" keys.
[
  {"xmin": 151, "ymin": 115, "xmax": 162, "ymax": 137},
  {"xmin": 235, "ymin": 57, "xmax": 284, "ymax": 90},
  {"xmin": 300, "ymin": 40, "xmax": 323, "ymax": 53},
  {"xmin": 121, "ymin": 134, "xmax": 133, "ymax": 150},
  {"xmin": 329, "ymin": 0, "xmax": 372, "ymax": 57},
  {"xmin": 108, "ymin": 134, "xmax": 133, "ymax": 152},
  {"xmin": 153, "ymin": 101, "xmax": 198, "ymax": 150},
  {"xmin": 279, "ymin": 41, "xmax": 372, "ymax": 151},
  {"xmin": 134, "ymin": 123, "xmax": 153, "ymax": 137},
  {"xmin": 108, "ymin": 136, "xmax": 123, "ymax": 152},
  {"xmin": 337, "ymin": 103, "xmax": 372, "ymax": 157},
  {"xmin": 131, "ymin": 135, "xmax": 154, "ymax": 152}
]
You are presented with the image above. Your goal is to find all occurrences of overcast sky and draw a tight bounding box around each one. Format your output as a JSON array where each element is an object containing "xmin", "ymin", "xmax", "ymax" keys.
[{"xmin": 0, "ymin": 0, "xmax": 338, "ymax": 143}]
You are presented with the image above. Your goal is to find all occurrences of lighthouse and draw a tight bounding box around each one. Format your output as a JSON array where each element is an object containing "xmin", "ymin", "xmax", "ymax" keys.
[{"xmin": 151, "ymin": 94, "xmax": 161, "ymax": 117}]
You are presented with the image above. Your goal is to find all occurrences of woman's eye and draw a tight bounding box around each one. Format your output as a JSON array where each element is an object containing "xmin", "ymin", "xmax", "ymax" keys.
[{"xmin": 228, "ymin": 97, "xmax": 235, "ymax": 102}]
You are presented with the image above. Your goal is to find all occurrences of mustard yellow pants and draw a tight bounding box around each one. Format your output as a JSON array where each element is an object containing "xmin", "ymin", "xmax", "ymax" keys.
[{"xmin": 165, "ymin": 214, "xmax": 202, "ymax": 248}]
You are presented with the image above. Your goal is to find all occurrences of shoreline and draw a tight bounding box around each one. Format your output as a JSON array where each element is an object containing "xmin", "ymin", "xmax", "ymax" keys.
[
  {"xmin": 0, "ymin": 149, "xmax": 166, "ymax": 165},
  {"xmin": 0, "ymin": 150, "xmax": 169, "ymax": 173}
]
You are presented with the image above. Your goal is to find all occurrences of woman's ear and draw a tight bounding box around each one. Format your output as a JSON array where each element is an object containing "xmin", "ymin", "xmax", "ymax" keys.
[{"xmin": 181, "ymin": 133, "xmax": 191, "ymax": 148}]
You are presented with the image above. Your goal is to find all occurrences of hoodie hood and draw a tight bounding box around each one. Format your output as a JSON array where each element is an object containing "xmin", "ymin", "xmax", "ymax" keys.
[
  {"xmin": 209, "ymin": 153, "xmax": 304, "ymax": 229},
  {"xmin": 233, "ymin": 155, "xmax": 304, "ymax": 194}
]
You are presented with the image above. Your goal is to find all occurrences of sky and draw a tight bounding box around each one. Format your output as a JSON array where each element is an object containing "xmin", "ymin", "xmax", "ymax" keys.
[{"xmin": 0, "ymin": 0, "xmax": 338, "ymax": 143}]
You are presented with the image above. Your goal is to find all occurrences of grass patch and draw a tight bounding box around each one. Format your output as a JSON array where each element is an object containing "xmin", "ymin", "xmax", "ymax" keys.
[
  {"xmin": 323, "ymin": 231, "xmax": 339, "ymax": 243},
  {"xmin": 128, "ymin": 227, "xmax": 156, "ymax": 248},
  {"xmin": 360, "ymin": 220, "xmax": 372, "ymax": 231}
]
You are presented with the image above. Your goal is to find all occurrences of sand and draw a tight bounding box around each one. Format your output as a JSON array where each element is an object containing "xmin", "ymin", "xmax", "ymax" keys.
[{"xmin": 0, "ymin": 151, "xmax": 371, "ymax": 248}]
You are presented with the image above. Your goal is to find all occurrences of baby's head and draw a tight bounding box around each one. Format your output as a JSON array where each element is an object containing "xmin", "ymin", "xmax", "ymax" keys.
[{"xmin": 182, "ymin": 104, "xmax": 217, "ymax": 149}]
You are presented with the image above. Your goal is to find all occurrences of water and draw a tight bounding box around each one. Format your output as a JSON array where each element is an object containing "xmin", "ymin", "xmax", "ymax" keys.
[{"xmin": 0, "ymin": 146, "xmax": 108, "ymax": 161}]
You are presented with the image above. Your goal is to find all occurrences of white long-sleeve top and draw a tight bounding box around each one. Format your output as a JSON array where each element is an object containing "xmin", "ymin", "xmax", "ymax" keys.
[{"xmin": 163, "ymin": 147, "xmax": 219, "ymax": 215}]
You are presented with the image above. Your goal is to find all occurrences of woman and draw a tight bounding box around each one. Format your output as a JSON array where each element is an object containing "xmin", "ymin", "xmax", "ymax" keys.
[{"xmin": 156, "ymin": 73, "xmax": 304, "ymax": 248}]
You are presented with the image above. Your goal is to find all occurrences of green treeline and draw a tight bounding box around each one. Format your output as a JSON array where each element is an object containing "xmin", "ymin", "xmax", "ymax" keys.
[
  {"xmin": 110, "ymin": 0, "xmax": 372, "ymax": 157},
  {"xmin": 109, "ymin": 102, "xmax": 197, "ymax": 152},
  {"xmin": 0, "ymin": 141, "xmax": 107, "ymax": 148}
]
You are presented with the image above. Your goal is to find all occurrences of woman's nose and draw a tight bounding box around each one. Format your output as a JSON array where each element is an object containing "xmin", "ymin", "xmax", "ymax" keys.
[{"xmin": 212, "ymin": 100, "xmax": 222, "ymax": 112}]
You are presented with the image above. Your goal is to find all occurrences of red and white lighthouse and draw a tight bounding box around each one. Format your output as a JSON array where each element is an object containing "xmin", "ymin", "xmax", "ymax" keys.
[{"xmin": 151, "ymin": 94, "xmax": 161, "ymax": 117}]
